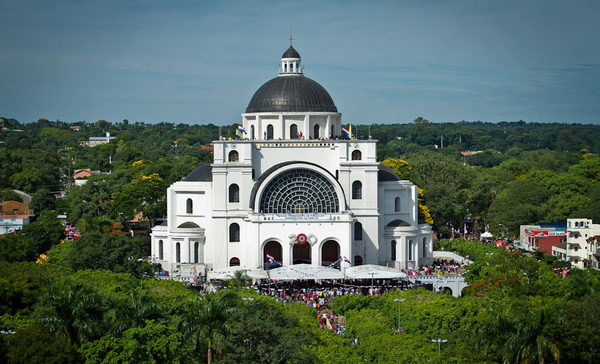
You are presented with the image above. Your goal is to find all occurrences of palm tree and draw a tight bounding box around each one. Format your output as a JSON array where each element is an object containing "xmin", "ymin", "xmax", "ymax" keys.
[
  {"xmin": 110, "ymin": 290, "xmax": 162, "ymax": 337},
  {"xmin": 37, "ymin": 279, "xmax": 105, "ymax": 346},
  {"xmin": 479, "ymin": 304, "xmax": 562, "ymax": 364},
  {"xmin": 178, "ymin": 291, "xmax": 240, "ymax": 364},
  {"xmin": 228, "ymin": 270, "xmax": 250, "ymax": 288}
]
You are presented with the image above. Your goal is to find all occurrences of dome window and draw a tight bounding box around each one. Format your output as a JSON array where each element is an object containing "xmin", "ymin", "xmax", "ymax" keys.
[
  {"xmin": 186, "ymin": 198, "xmax": 193, "ymax": 214},
  {"xmin": 229, "ymin": 150, "xmax": 239, "ymax": 162},
  {"xmin": 266, "ymin": 125, "xmax": 274, "ymax": 139},
  {"xmin": 351, "ymin": 150, "xmax": 362, "ymax": 160},
  {"xmin": 313, "ymin": 124, "xmax": 320, "ymax": 139},
  {"xmin": 290, "ymin": 124, "xmax": 298, "ymax": 139}
]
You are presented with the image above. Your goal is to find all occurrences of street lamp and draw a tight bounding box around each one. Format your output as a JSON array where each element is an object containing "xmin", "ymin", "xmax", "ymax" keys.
[
  {"xmin": 486, "ymin": 252, "xmax": 494, "ymax": 265},
  {"xmin": 523, "ymin": 272, "xmax": 529, "ymax": 285},
  {"xmin": 431, "ymin": 339, "xmax": 448, "ymax": 355},
  {"xmin": 242, "ymin": 297, "xmax": 254, "ymax": 302},
  {"xmin": 370, "ymin": 272, "xmax": 375, "ymax": 295},
  {"xmin": 394, "ymin": 299, "xmax": 405, "ymax": 332}
]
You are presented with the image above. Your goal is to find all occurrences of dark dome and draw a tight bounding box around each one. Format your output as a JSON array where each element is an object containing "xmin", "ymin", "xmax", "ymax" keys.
[
  {"xmin": 378, "ymin": 164, "xmax": 401, "ymax": 182},
  {"xmin": 282, "ymin": 46, "xmax": 300, "ymax": 59},
  {"xmin": 246, "ymin": 76, "xmax": 338, "ymax": 113},
  {"xmin": 184, "ymin": 164, "xmax": 212, "ymax": 182},
  {"xmin": 177, "ymin": 221, "xmax": 201, "ymax": 229}
]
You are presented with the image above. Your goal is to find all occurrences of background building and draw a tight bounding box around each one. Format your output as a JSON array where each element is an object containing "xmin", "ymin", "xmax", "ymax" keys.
[
  {"xmin": 553, "ymin": 218, "xmax": 600, "ymax": 269},
  {"xmin": 151, "ymin": 45, "xmax": 433, "ymax": 276}
]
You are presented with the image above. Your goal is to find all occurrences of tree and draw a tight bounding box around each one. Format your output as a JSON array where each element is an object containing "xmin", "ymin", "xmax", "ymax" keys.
[
  {"xmin": 179, "ymin": 292, "xmax": 240, "ymax": 363},
  {"xmin": 35, "ymin": 279, "xmax": 106, "ymax": 346},
  {"xmin": 110, "ymin": 290, "xmax": 162, "ymax": 337},
  {"xmin": 30, "ymin": 187, "xmax": 56, "ymax": 214},
  {"xmin": 0, "ymin": 234, "xmax": 37, "ymax": 262}
]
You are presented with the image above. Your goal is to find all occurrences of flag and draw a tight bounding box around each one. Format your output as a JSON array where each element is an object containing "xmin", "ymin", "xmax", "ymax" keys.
[
  {"xmin": 266, "ymin": 253, "xmax": 275, "ymax": 263},
  {"xmin": 343, "ymin": 256, "xmax": 351, "ymax": 264},
  {"xmin": 437, "ymin": 270, "xmax": 448, "ymax": 282},
  {"xmin": 342, "ymin": 127, "xmax": 350, "ymax": 137},
  {"xmin": 349, "ymin": 124, "xmax": 353, "ymax": 139},
  {"xmin": 237, "ymin": 124, "xmax": 247, "ymax": 135}
]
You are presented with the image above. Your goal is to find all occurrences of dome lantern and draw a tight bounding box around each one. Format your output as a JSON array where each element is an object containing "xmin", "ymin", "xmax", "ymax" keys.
[{"xmin": 279, "ymin": 36, "xmax": 303, "ymax": 76}]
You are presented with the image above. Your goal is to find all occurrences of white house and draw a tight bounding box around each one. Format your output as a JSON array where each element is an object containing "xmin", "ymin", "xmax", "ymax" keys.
[
  {"xmin": 150, "ymin": 44, "xmax": 433, "ymax": 276},
  {"xmin": 553, "ymin": 218, "xmax": 600, "ymax": 269}
]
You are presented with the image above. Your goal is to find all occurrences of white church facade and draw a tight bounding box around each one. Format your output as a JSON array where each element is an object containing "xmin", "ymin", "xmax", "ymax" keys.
[{"xmin": 150, "ymin": 45, "xmax": 433, "ymax": 276}]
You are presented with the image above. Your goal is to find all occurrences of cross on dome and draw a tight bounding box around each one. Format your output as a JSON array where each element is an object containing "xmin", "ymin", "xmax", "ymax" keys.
[{"xmin": 279, "ymin": 31, "xmax": 303, "ymax": 76}]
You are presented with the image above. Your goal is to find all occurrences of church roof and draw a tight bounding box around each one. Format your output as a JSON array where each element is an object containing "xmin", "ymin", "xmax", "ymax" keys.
[
  {"xmin": 377, "ymin": 164, "xmax": 401, "ymax": 182},
  {"xmin": 282, "ymin": 46, "xmax": 300, "ymax": 59},
  {"xmin": 184, "ymin": 164, "xmax": 212, "ymax": 182},
  {"xmin": 245, "ymin": 76, "xmax": 338, "ymax": 113}
]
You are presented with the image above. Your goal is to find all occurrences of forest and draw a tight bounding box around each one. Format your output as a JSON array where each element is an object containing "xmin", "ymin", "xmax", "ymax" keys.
[{"xmin": 1, "ymin": 117, "xmax": 600, "ymax": 363}]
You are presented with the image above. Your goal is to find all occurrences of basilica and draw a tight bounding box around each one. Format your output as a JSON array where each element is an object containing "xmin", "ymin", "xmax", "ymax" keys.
[{"xmin": 150, "ymin": 44, "xmax": 433, "ymax": 276}]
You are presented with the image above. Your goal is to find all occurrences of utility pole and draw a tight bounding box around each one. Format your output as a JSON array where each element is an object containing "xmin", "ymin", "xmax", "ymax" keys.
[{"xmin": 440, "ymin": 134, "xmax": 444, "ymax": 149}]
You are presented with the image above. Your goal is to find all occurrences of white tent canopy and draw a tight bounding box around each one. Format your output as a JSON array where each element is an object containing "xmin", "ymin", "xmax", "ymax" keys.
[
  {"xmin": 343, "ymin": 264, "xmax": 407, "ymax": 279},
  {"xmin": 267, "ymin": 264, "xmax": 344, "ymax": 280},
  {"xmin": 480, "ymin": 231, "xmax": 493, "ymax": 238},
  {"xmin": 207, "ymin": 266, "xmax": 268, "ymax": 280}
]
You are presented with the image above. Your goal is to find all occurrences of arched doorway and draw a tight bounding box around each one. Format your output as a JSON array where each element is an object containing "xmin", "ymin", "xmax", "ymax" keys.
[
  {"xmin": 263, "ymin": 240, "xmax": 282, "ymax": 268},
  {"xmin": 293, "ymin": 243, "xmax": 311, "ymax": 264},
  {"xmin": 321, "ymin": 240, "xmax": 340, "ymax": 266}
]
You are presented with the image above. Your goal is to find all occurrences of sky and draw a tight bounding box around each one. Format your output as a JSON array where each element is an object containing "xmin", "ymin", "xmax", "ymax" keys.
[{"xmin": 1, "ymin": 0, "xmax": 599, "ymax": 125}]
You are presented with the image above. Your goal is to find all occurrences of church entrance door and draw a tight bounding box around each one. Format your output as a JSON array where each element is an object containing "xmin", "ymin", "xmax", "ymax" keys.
[
  {"xmin": 321, "ymin": 240, "xmax": 340, "ymax": 266},
  {"xmin": 293, "ymin": 243, "xmax": 311, "ymax": 264}
]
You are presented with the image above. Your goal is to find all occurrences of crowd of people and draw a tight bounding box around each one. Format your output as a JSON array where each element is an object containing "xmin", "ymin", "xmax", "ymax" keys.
[{"xmin": 251, "ymin": 279, "xmax": 413, "ymax": 308}]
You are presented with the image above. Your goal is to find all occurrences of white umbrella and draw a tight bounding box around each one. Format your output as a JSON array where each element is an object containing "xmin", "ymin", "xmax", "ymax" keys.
[
  {"xmin": 268, "ymin": 264, "xmax": 344, "ymax": 280},
  {"xmin": 207, "ymin": 266, "xmax": 268, "ymax": 280},
  {"xmin": 344, "ymin": 264, "xmax": 407, "ymax": 279},
  {"xmin": 480, "ymin": 231, "xmax": 493, "ymax": 238}
]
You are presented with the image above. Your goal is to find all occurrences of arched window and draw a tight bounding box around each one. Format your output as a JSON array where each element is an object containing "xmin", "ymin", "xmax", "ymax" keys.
[
  {"xmin": 186, "ymin": 198, "xmax": 193, "ymax": 214},
  {"xmin": 229, "ymin": 223, "xmax": 240, "ymax": 242},
  {"xmin": 354, "ymin": 222, "xmax": 363, "ymax": 241},
  {"xmin": 422, "ymin": 238, "xmax": 427, "ymax": 258},
  {"xmin": 267, "ymin": 124, "xmax": 274, "ymax": 139},
  {"xmin": 229, "ymin": 184, "xmax": 239, "ymax": 203},
  {"xmin": 259, "ymin": 168, "xmax": 339, "ymax": 214},
  {"xmin": 391, "ymin": 240, "xmax": 396, "ymax": 261},
  {"xmin": 394, "ymin": 197, "xmax": 401, "ymax": 212},
  {"xmin": 229, "ymin": 257, "xmax": 240, "ymax": 266},
  {"xmin": 250, "ymin": 125, "xmax": 255, "ymax": 140},
  {"xmin": 354, "ymin": 256, "xmax": 363, "ymax": 266},
  {"xmin": 176, "ymin": 242, "xmax": 181, "ymax": 263},
  {"xmin": 352, "ymin": 181, "xmax": 362, "ymax": 199},
  {"xmin": 158, "ymin": 240, "xmax": 163, "ymax": 260},
  {"xmin": 228, "ymin": 150, "xmax": 239, "ymax": 162},
  {"xmin": 290, "ymin": 124, "xmax": 298, "ymax": 139},
  {"xmin": 331, "ymin": 125, "xmax": 335, "ymax": 138},
  {"xmin": 351, "ymin": 150, "xmax": 362, "ymax": 160},
  {"xmin": 408, "ymin": 239, "xmax": 413, "ymax": 261},
  {"xmin": 313, "ymin": 124, "xmax": 320, "ymax": 139},
  {"xmin": 194, "ymin": 242, "xmax": 199, "ymax": 263}
]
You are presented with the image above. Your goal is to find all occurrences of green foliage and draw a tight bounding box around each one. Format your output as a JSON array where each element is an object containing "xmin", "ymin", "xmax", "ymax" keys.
[
  {"xmin": 3, "ymin": 323, "xmax": 81, "ymax": 364},
  {"xmin": 80, "ymin": 320, "xmax": 189, "ymax": 364},
  {"xmin": 0, "ymin": 188, "xmax": 23, "ymax": 202},
  {"xmin": 48, "ymin": 232, "xmax": 152, "ymax": 276}
]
